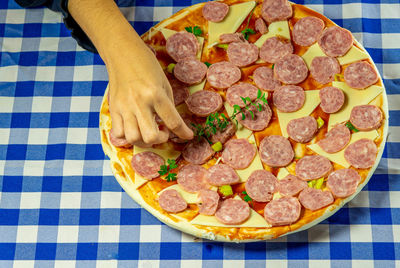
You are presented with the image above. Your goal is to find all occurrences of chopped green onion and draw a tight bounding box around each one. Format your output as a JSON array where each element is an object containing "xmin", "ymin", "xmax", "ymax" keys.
[
  {"xmin": 314, "ymin": 178, "xmax": 324, "ymax": 189},
  {"xmin": 219, "ymin": 185, "xmax": 233, "ymax": 196},
  {"xmin": 271, "ymin": 64, "xmax": 275, "ymax": 69},
  {"xmin": 317, "ymin": 116, "xmax": 325, "ymax": 129},
  {"xmin": 308, "ymin": 180, "xmax": 316, "ymax": 188},
  {"xmin": 211, "ymin": 141, "xmax": 223, "ymax": 152},
  {"xmin": 166, "ymin": 63, "xmax": 175, "ymax": 73},
  {"xmin": 204, "ymin": 61, "xmax": 211, "ymax": 67},
  {"xmin": 216, "ymin": 44, "xmax": 229, "ymax": 50},
  {"xmin": 345, "ymin": 122, "xmax": 359, "ymax": 132}
]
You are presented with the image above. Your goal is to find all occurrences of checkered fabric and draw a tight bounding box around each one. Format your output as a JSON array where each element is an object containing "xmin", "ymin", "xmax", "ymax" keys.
[{"xmin": 0, "ymin": 0, "xmax": 399, "ymax": 267}]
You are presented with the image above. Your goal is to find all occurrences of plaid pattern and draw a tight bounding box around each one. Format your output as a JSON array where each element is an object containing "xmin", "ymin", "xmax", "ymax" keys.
[{"xmin": 0, "ymin": 0, "xmax": 399, "ymax": 266}]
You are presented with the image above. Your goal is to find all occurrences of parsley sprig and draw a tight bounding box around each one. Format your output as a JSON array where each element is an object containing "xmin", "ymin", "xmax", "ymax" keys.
[
  {"xmin": 345, "ymin": 121, "xmax": 359, "ymax": 132},
  {"xmin": 185, "ymin": 26, "xmax": 202, "ymax": 36},
  {"xmin": 158, "ymin": 159, "xmax": 178, "ymax": 182},
  {"xmin": 241, "ymin": 7, "xmax": 256, "ymax": 40}
]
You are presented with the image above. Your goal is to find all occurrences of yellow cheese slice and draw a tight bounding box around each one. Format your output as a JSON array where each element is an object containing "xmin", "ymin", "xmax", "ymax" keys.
[
  {"xmin": 133, "ymin": 146, "xmax": 181, "ymax": 188},
  {"xmin": 160, "ymin": 28, "xmax": 204, "ymax": 60},
  {"xmin": 236, "ymin": 135, "xmax": 264, "ymax": 183},
  {"xmin": 307, "ymin": 130, "xmax": 379, "ymax": 168},
  {"xmin": 189, "ymin": 79, "xmax": 206, "ymax": 94},
  {"xmin": 158, "ymin": 184, "xmax": 199, "ymax": 204},
  {"xmin": 208, "ymin": 1, "xmax": 256, "ymax": 48},
  {"xmin": 277, "ymin": 168, "xmax": 290, "ymax": 180},
  {"xmin": 223, "ymin": 102, "xmax": 252, "ymax": 139},
  {"xmin": 328, "ymin": 82, "xmax": 383, "ymax": 130},
  {"xmin": 277, "ymin": 90, "xmax": 321, "ymax": 138},
  {"xmin": 301, "ymin": 43, "xmax": 326, "ymax": 68},
  {"xmin": 254, "ymin": 21, "xmax": 291, "ymax": 48}
]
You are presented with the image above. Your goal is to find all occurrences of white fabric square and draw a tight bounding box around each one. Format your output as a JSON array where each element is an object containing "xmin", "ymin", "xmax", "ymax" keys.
[
  {"xmin": 39, "ymin": 37, "xmax": 60, "ymax": 51},
  {"xmin": 31, "ymin": 97, "xmax": 52, "ymax": 113},
  {"xmin": 388, "ymin": 159, "xmax": 400, "ymax": 174},
  {"xmin": 388, "ymin": 127, "xmax": 400, "ymax": 143},
  {"xmin": 42, "ymin": 9, "xmax": 62, "ymax": 23},
  {"xmin": 138, "ymin": 260, "xmax": 160, "ymax": 268},
  {"xmin": 351, "ymin": 260, "xmax": 375, "ymax": 268},
  {"xmin": 306, "ymin": 4, "xmax": 324, "ymax": 14},
  {"xmin": 66, "ymin": 128, "xmax": 88, "ymax": 144},
  {"xmin": 223, "ymin": 260, "xmax": 244, "ymax": 268},
  {"xmin": 97, "ymin": 260, "xmax": 118, "ymax": 268},
  {"xmin": 28, "ymin": 128, "xmax": 49, "ymax": 145},
  {"xmin": 54, "ymin": 261, "xmax": 77, "ymax": 268},
  {"xmin": 19, "ymin": 192, "xmax": 41, "ymax": 209},
  {"xmin": 380, "ymin": 4, "xmax": 400, "ymax": 19},
  {"xmin": 73, "ymin": 66, "xmax": 94, "ymax": 81},
  {"xmin": 392, "ymin": 225, "xmax": 400, "ymax": 242},
  {"xmin": 308, "ymin": 224, "xmax": 330, "ymax": 242},
  {"xmin": 16, "ymin": 226, "xmax": 38, "ymax": 243},
  {"xmin": 383, "ymin": 63, "xmax": 400, "ymax": 79},
  {"xmin": 100, "ymin": 192, "xmax": 121, "ymax": 208},
  {"xmin": 350, "ymin": 224, "xmax": 372, "ymax": 242},
  {"xmin": 309, "ymin": 260, "xmax": 331, "ymax": 268},
  {"xmin": 35, "ymin": 66, "xmax": 56, "ymax": 81},
  {"xmin": 389, "ymin": 191, "xmax": 400, "ymax": 207},
  {"xmin": 60, "ymin": 192, "xmax": 82, "ymax": 209},
  {"xmin": 63, "ymin": 160, "xmax": 84, "ymax": 176},
  {"xmin": 98, "ymin": 225, "xmax": 120, "ymax": 243},
  {"xmin": 23, "ymin": 161, "xmax": 45, "ymax": 177},
  {"xmin": 139, "ymin": 225, "xmax": 162, "ymax": 242},
  {"xmin": 0, "ymin": 66, "xmax": 18, "ymax": 82},
  {"xmin": 153, "ymin": 7, "xmax": 173, "ymax": 21},
  {"xmin": 120, "ymin": 7, "xmax": 136, "ymax": 21},
  {"xmin": 265, "ymin": 260, "xmax": 287, "ymax": 268},
  {"xmin": 13, "ymin": 261, "xmax": 35, "ymax": 268},
  {"xmin": 181, "ymin": 260, "xmax": 202, "ymax": 268},
  {"xmin": 1, "ymin": 38, "xmax": 23, "ymax": 53},
  {"xmin": 0, "ymin": 129, "xmax": 10, "ymax": 145},
  {"xmin": 343, "ymin": 3, "xmax": 362, "ymax": 18},
  {"xmin": 0, "ymin": 97, "xmax": 14, "ymax": 113},
  {"xmin": 181, "ymin": 232, "xmax": 199, "ymax": 243},
  {"xmin": 6, "ymin": 9, "xmax": 26, "ymax": 23},
  {"xmin": 382, "ymin": 34, "xmax": 400, "ymax": 49},
  {"xmin": 57, "ymin": 226, "xmax": 79, "ymax": 243},
  {"xmin": 69, "ymin": 97, "xmax": 91, "ymax": 113}
]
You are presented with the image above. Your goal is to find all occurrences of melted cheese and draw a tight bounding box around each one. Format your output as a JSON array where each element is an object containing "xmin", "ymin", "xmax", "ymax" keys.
[
  {"xmin": 133, "ymin": 146, "xmax": 181, "ymax": 188},
  {"xmin": 277, "ymin": 90, "xmax": 321, "ymax": 138},
  {"xmin": 208, "ymin": 1, "xmax": 256, "ymax": 48},
  {"xmin": 307, "ymin": 130, "xmax": 379, "ymax": 168},
  {"xmin": 189, "ymin": 79, "xmax": 206, "ymax": 94},
  {"xmin": 160, "ymin": 28, "xmax": 204, "ymax": 60},
  {"xmin": 236, "ymin": 135, "xmax": 264, "ymax": 183},
  {"xmin": 158, "ymin": 184, "xmax": 199, "ymax": 203},
  {"xmin": 301, "ymin": 43, "xmax": 326, "ymax": 68},
  {"xmin": 254, "ymin": 21, "xmax": 291, "ymax": 48},
  {"xmin": 277, "ymin": 168, "xmax": 290, "ymax": 180},
  {"xmin": 328, "ymin": 82, "xmax": 383, "ymax": 130},
  {"xmin": 223, "ymin": 102, "xmax": 252, "ymax": 139}
]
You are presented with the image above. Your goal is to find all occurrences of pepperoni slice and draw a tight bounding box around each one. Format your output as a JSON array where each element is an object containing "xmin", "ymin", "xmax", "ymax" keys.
[
  {"xmin": 298, "ymin": 187, "xmax": 334, "ymax": 211},
  {"xmin": 215, "ymin": 199, "xmax": 250, "ymax": 225},
  {"xmin": 198, "ymin": 189, "xmax": 220, "ymax": 216},
  {"xmin": 185, "ymin": 90, "xmax": 223, "ymax": 117},
  {"xmin": 274, "ymin": 54, "xmax": 309, "ymax": 85},
  {"xmin": 202, "ymin": 2, "xmax": 229, "ymax": 22},
  {"xmin": 293, "ymin": 16, "xmax": 325, "ymax": 47},
  {"xmin": 182, "ymin": 137, "xmax": 214, "ymax": 165},
  {"xmin": 344, "ymin": 61, "xmax": 379, "ymax": 89},
  {"xmin": 261, "ymin": 0, "xmax": 293, "ymax": 23},
  {"xmin": 166, "ymin": 32, "xmax": 199, "ymax": 62},
  {"xmin": 206, "ymin": 164, "xmax": 240, "ymax": 186},
  {"xmin": 174, "ymin": 58, "xmax": 207, "ymax": 85},
  {"xmin": 259, "ymin": 135, "xmax": 294, "ymax": 167},
  {"xmin": 207, "ymin": 61, "xmax": 241, "ymax": 89},
  {"xmin": 350, "ymin": 105, "xmax": 383, "ymax": 131},
  {"xmin": 245, "ymin": 170, "xmax": 278, "ymax": 202},
  {"xmin": 327, "ymin": 168, "xmax": 361, "ymax": 198},
  {"xmin": 310, "ymin": 56, "xmax": 340, "ymax": 84},
  {"xmin": 227, "ymin": 42, "xmax": 259, "ymax": 67},
  {"xmin": 158, "ymin": 189, "xmax": 187, "ymax": 213},
  {"xmin": 253, "ymin": 66, "xmax": 281, "ymax": 92},
  {"xmin": 109, "ymin": 129, "xmax": 132, "ymax": 148},
  {"xmin": 131, "ymin": 151, "xmax": 164, "ymax": 179},
  {"xmin": 169, "ymin": 78, "xmax": 189, "ymax": 105},
  {"xmin": 177, "ymin": 164, "xmax": 209, "ymax": 193},
  {"xmin": 259, "ymin": 36, "xmax": 293, "ymax": 63},
  {"xmin": 219, "ymin": 33, "xmax": 246, "ymax": 43},
  {"xmin": 255, "ymin": 18, "xmax": 268, "ymax": 34},
  {"xmin": 318, "ymin": 124, "xmax": 351, "ymax": 153},
  {"xmin": 278, "ymin": 174, "xmax": 308, "ymax": 196},
  {"xmin": 209, "ymin": 121, "xmax": 236, "ymax": 144},
  {"xmin": 264, "ymin": 196, "xmax": 301, "ymax": 226},
  {"xmin": 226, "ymin": 82, "xmax": 258, "ymax": 108},
  {"xmin": 319, "ymin": 86, "xmax": 345, "ymax": 114},
  {"xmin": 237, "ymin": 100, "xmax": 272, "ymax": 131},
  {"xmin": 273, "ymin": 85, "xmax": 305, "ymax": 112},
  {"xmin": 318, "ymin": 26, "xmax": 353, "ymax": 57},
  {"xmin": 222, "ymin": 139, "xmax": 256, "ymax": 169},
  {"xmin": 344, "ymin": 138, "xmax": 377, "ymax": 169},
  {"xmin": 287, "ymin": 116, "xmax": 318, "ymax": 143},
  {"xmin": 295, "ymin": 155, "xmax": 332, "ymax": 181}
]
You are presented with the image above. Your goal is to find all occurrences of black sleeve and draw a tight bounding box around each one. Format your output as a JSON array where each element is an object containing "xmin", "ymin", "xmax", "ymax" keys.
[{"xmin": 15, "ymin": 0, "xmax": 98, "ymax": 53}]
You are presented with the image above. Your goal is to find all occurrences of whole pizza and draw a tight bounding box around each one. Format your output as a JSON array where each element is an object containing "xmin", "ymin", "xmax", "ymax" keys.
[{"xmin": 99, "ymin": 0, "xmax": 388, "ymax": 242}]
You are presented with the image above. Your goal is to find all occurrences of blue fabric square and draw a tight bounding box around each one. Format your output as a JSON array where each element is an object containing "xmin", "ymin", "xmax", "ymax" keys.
[
  {"xmin": 22, "ymin": 176, "xmax": 42, "ymax": 192},
  {"xmin": 327, "ymin": 207, "xmax": 350, "ymax": 224},
  {"xmin": 6, "ymin": 144, "xmax": 27, "ymax": 160},
  {"xmin": 373, "ymin": 243, "xmax": 395, "ymax": 260},
  {"xmin": 118, "ymin": 243, "xmax": 139, "ymax": 260},
  {"xmin": 370, "ymin": 208, "xmax": 392, "ymax": 224},
  {"xmin": 61, "ymin": 176, "xmax": 82, "ymax": 192},
  {"xmin": 56, "ymin": 52, "xmax": 76, "ymax": 66},
  {"xmin": 97, "ymin": 243, "xmax": 118, "ymax": 260},
  {"xmin": 120, "ymin": 209, "xmax": 141, "ymax": 225},
  {"xmin": 4, "ymin": 24, "xmax": 23, "ymax": 37},
  {"xmin": 49, "ymin": 113, "xmax": 69, "ymax": 128},
  {"xmin": 330, "ymin": 242, "xmax": 352, "ymax": 259},
  {"xmin": 87, "ymin": 112, "xmax": 99, "ymax": 128},
  {"xmin": 35, "ymin": 243, "xmax": 56, "ymax": 260},
  {"xmin": 2, "ymin": 176, "xmax": 23, "ymax": 192},
  {"xmin": 56, "ymin": 243, "xmax": 77, "ymax": 260},
  {"xmin": 0, "ymin": 244, "xmax": 15, "ymax": 260},
  {"xmin": 160, "ymin": 242, "xmax": 181, "ymax": 260},
  {"xmin": 368, "ymin": 174, "xmax": 389, "ymax": 191},
  {"xmin": 23, "ymin": 23, "xmax": 42, "ymax": 37},
  {"xmin": 0, "ymin": 226, "xmax": 17, "ymax": 243},
  {"xmin": 41, "ymin": 176, "xmax": 62, "ymax": 192},
  {"xmin": 91, "ymin": 81, "xmax": 108, "ymax": 96},
  {"xmin": 30, "ymin": 113, "xmax": 50, "ymax": 128},
  {"xmin": 139, "ymin": 242, "xmax": 160, "ymax": 259},
  {"xmin": 84, "ymin": 144, "xmax": 105, "ymax": 160},
  {"xmin": 38, "ymin": 209, "xmax": 59, "ymax": 225},
  {"xmin": 99, "ymin": 209, "xmax": 120, "ymax": 225},
  {"xmin": 19, "ymin": 52, "xmax": 39, "ymax": 66},
  {"xmin": 351, "ymin": 243, "xmax": 373, "ymax": 260},
  {"xmin": 65, "ymin": 144, "xmax": 86, "ymax": 160},
  {"xmin": 140, "ymin": 209, "xmax": 161, "ymax": 225},
  {"xmin": 79, "ymin": 209, "xmax": 100, "ymax": 225},
  {"xmin": 181, "ymin": 242, "xmax": 202, "ymax": 260},
  {"xmin": 245, "ymin": 243, "xmax": 266, "ymax": 260},
  {"xmin": 53, "ymin": 82, "xmax": 73, "ymax": 96},
  {"xmin": 202, "ymin": 243, "xmax": 223, "ymax": 260},
  {"xmin": 11, "ymin": 113, "xmax": 31, "ymax": 128},
  {"xmin": 25, "ymin": 144, "xmax": 46, "ymax": 160},
  {"xmin": 69, "ymin": 112, "xmax": 88, "ymax": 127},
  {"xmin": 0, "ymin": 113, "xmax": 11, "ymax": 128},
  {"xmin": 37, "ymin": 51, "xmax": 57, "ymax": 66},
  {"xmin": 288, "ymin": 242, "xmax": 309, "ymax": 260},
  {"xmin": 76, "ymin": 243, "xmax": 98, "ymax": 260},
  {"xmin": 14, "ymin": 243, "xmax": 34, "ymax": 260},
  {"xmin": 41, "ymin": 24, "xmax": 62, "ymax": 37},
  {"xmin": 309, "ymin": 242, "xmax": 330, "ymax": 259},
  {"xmin": 58, "ymin": 209, "xmax": 80, "ymax": 225},
  {"xmin": 1, "ymin": 52, "xmax": 19, "ymax": 67},
  {"xmin": 82, "ymin": 176, "xmax": 102, "ymax": 192},
  {"xmin": 0, "ymin": 209, "xmax": 19, "ymax": 225},
  {"xmin": 45, "ymin": 144, "xmax": 66, "ymax": 160},
  {"xmin": 18, "ymin": 209, "xmax": 39, "ymax": 225}
]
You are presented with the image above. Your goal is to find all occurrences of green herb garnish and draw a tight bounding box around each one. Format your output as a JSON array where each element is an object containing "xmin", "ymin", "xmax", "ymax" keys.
[
  {"xmin": 345, "ymin": 122, "xmax": 359, "ymax": 132},
  {"xmin": 242, "ymin": 191, "xmax": 253, "ymax": 203},
  {"xmin": 204, "ymin": 61, "xmax": 211, "ymax": 67},
  {"xmin": 158, "ymin": 159, "xmax": 178, "ymax": 182},
  {"xmin": 185, "ymin": 26, "xmax": 202, "ymax": 36},
  {"xmin": 216, "ymin": 44, "xmax": 229, "ymax": 50},
  {"xmin": 240, "ymin": 7, "xmax": 256, "ymax": 40}
]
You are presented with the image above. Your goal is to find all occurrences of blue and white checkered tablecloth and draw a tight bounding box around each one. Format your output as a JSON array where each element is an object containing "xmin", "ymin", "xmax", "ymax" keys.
[{"xmin": 0, "ymin": 0, "xmax": 399, "ymax": 266}]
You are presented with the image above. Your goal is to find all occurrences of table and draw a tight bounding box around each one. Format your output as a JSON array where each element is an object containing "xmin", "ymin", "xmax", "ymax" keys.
[{"xmin": 0, "ymin": 0, "xmax": 399, "ymax": 267}]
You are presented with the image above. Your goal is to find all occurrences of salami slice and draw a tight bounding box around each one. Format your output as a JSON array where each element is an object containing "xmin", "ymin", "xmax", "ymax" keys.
[
  {"xmin": 177, "ymin": 164, "xmax": 209, "ymax": 193},
  {"xmin": 219, "ymin": 33, "xmax": 245, "ymax": 43},
  {"xmin": 237, "ymin": 100, "xmax": 272, "ymax": 131},
  {"xmin": 344, "ymin": 61, "xmax": 379, "ymax": 89},
  {"xmin": 350, "ymin": 105, "xmax": 383, "ymax": 131},
  {"xmin": 319, "ymin": 86, "xmax": 345, "ymax": 114},
  {"xmin": 158, "ymin": 189, "xmax": 187, "ymax": 213},
  {"xmin": 222, "ymin": 139, "xmax": 256, "ymax": 169},
  {"xmin": 327, "ymin": 168, "xmax": 361, "ymax": 198},
  {"xmin": 109, "ymin": 129, "xmax": 132, "ymax": 148},
  {"xmin": 255, "ymin": 18, "xmax": 268, "ymax": 34},
  {"xmin": 215, "ymin": 199, "xmax": 250, "ymax": 225},
  {"xmin": 131, "ymin": 151, "xmax": 164, "ymax": 179},
  {"xmin": 227, "ymin": 42, "xmax": 259, "ymax": 67},
  {"xmin": 310, "ymin": 56, "xmax": 340, "ymax": 84},
  {"xmin": 259, "ymin": 135, "xmax": 294, "ymax": 167},
  {"xmin": 206, "ymin": 164, "xmax": 240, "ymax": 186},
  {"xmin": 182, "ymin": 137, "xmax": 214, "ymax": 165},
  {"xmin": 198, "ymin": 189, "xmax": 220, "ymax": 216},
  {"xmin": 318, "ymin": 124, "xmax": 351, "ymax": 153},
  {"xmin": 295, "ymin": 155, "xmax": 332, "ymax": 181},
  {"xmin": 226, "ymin": 82, "xmax": 258, "ymax": 108},
  {"xmin": 259, "ymin": 36, "xmax": 293, "ymax": 63},
  {"xmin": 344, "ymin": 138, "xmax": 377, "ymax": 169},
  {"xmin": 273, "ymin": 85, "xmax": 305, "ymax": 112},
  {"xmin": 166, "ymin": 32, "xmax": 199, "ymax": 62},
  {"xmin": 264, "ymin": 196, "xmax": 301, "ymax": 226},
  {"xmin": 293, "ymin": 16, "xmax": 325, "ymax": 47},
  {"xmin": 261, "ymin": 0, "xmax": 293, "ymax": 23},
  {"xmin": 174, "ymin": 58, "xmax": 207, "ymax": 85},
  {"xmin": 245, "ymin": 170, "xmax": 278, "ymax": 202},
  {"xmin": 207, "ymin": 61, "xmax": 241, "ymax": 89},
  {"xmin": 287, "ymin": 116, "xmax": 318, "ymax": 143},
  {"xmin": 185, "ymin": 90, "xmax": 223, "ymax": 117},
  {"xmin": 318, "ymin": 26, "xmax": 353, "ymax": 57},
  {"xmin": 274, "ymin": 54, "xmax": 309, "ymax": 84},
  {"xmin": 278, "ymin": 174, "xmax": 308, "ymax": 196},
  {"xmin": 169, "ymin": 78, "xmax": 189, "ymax": 105},
  {"xmin": 202, "ymin": 1, "xmax": 229, "ymax": 22},
  {"xmin": 253, "ymin": 66, "xmax": 281, "ymax": 92},
  {"xmin": 298, "ymin": 187, "xmax": 334, "ymax": 211},
  {"xmin": 210, "ymin": 121, "xmax": 236, "ymax": 144}
]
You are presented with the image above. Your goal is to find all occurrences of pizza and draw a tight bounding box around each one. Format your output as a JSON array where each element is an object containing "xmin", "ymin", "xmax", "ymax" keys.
[{"xmin": 99, "ymin": 0, "xmax": 388, "ymax": 242}]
